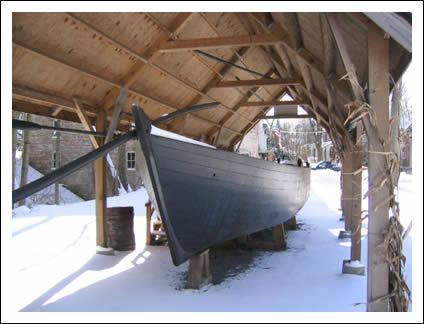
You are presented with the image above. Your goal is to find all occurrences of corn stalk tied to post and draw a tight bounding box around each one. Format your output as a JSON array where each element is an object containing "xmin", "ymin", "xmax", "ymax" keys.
[{"xmin": 343, "ymin": 97, "xmax": 411, "ymax": 312}]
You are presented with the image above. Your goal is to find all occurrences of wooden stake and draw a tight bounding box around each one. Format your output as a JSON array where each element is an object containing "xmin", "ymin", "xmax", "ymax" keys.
[
  {"xmin": 95, "ymin": 110, "xmax": 106, "ymax": 247},
  {"xmin": 367, "ymin": 22, "xmax": 390, "ymax": 312}
]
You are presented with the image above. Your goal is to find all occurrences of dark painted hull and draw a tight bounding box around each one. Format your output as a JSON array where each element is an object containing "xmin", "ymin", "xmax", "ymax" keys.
[{"xmin": 133, "ymin": 109, "xmax": 310, "ymax": 266}]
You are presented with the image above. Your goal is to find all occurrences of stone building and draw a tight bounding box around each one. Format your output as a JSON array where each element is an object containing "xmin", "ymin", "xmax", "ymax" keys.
[
  {"xmin": 25, "ymin": 114, "xmax": 143, "ymax": 200},
  {"xmin": 237, "ymin": 122, "xmax": 268, "ymax": 158}
]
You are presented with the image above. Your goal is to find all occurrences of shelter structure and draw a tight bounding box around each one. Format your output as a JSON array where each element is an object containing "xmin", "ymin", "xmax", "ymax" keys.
[{"xmin": 11, "ymin": 12, "xmax": 412, "ymax": 311}]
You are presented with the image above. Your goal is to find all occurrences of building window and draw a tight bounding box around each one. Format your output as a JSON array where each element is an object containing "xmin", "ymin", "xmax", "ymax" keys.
[
  {"xmin": 51, "ymin": 151, "xmax": 60, "ymax": 170},
  {"xmin": 127, "ymin": 151, "xmax": 136, "ymax": 170},
  {"xmin": 52, "ymin": 120, "xmax": 60, "ymax": 138}
]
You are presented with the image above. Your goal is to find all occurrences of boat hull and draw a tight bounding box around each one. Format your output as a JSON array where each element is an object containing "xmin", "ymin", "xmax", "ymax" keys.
[{"xmin": 132, "ymin": 107, "xmax": 310, "ymax": 266}]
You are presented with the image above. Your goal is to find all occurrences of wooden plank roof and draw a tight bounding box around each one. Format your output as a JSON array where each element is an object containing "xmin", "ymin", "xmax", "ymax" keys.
[{"xmin": 12, "ymin": 12, "xmax": 412, "ymax": 149}]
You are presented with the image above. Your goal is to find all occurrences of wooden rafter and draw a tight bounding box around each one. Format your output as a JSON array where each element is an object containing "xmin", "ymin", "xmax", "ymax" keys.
[
  {"xmin": 239, "ymin": 100, "xmax": 307, "ymax": 108},
  {"xmin": 197, "ymin": 13, "xmax": 284, "ymax": 143},
  {"xmin": 327, "ymin": 13, "xmax": 366, "ymax": 101},
  {"xmin": 213, "ymin": 78, "xmax": 301, "ymax": 88},
  {"xmin": 262, "ymin": 113, "xmax": 312, "ymax": 119},
  {"xmin": 95, "ymin": 12, "xmax": 193, "ymax": 109},
  {"xmin": 282, "ymin": 13, "xmax": 303, "ymax": 50},
  {"xmin": 66, "ymin": 13, "xmax": 254, "ymax": 125},
  {"xmin": 320, "ymin": 13, "xmax": 354, "ymax": 151},
  {"xmin": 13, "ymin": 41, "xmax": 245, "ymax": 134},
  {"xmin": 208, "ymin": 70, "xmax": 277, "ymax": 145},
  {"xmin": 249, "ymin": 13, "xmax": 352, "ymax": 104},
  {"xmin": 13, "ymin": 84, "xmax": 131, "ymax": 124},
  {"xmin": 158, "ymin": 33, "xmax": 287, "ymax": 53},
  {"xmin": 147, "ymin": 13, "xmax": 264, "ymax": 103},
  {"xmin": 248, "ymin": 14, "xmax": 350, "ymax": 138}
]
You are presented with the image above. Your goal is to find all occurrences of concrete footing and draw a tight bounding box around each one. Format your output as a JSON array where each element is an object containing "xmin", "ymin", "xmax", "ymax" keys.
[
  {"xmin": 342, "ymin": 259, "xmax": 365, "ymax": 276},
  {"xmin": 338, "ymin": 230, "xmax": 352, "ymax": 239},
  {"xmin": 186, "ymin": 249, "xmax": 212, "ymax": 289},
  {"xmin": 96, "ymin": 246, "xmax": 115, "ymax": 256}
]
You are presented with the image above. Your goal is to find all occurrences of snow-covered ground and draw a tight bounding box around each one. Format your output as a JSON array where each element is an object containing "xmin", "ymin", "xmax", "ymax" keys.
[{"xmin": 8, "ymin": 170, "xmax": 413, "ymax": 313}]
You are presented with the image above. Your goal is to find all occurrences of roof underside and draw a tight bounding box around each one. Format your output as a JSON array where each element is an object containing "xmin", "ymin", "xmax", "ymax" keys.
[{"xmin": 12, "ymin": 12, "xmax": 411, "ymax": 149}]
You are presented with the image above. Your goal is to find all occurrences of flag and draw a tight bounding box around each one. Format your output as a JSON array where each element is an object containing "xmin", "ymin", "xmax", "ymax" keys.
[{"xmin": 272, "ymin": 128, "xmax": 283, "ymax": 150}]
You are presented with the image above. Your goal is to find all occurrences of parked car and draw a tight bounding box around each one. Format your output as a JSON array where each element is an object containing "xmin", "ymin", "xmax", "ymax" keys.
[
  {"xmin": 330, "ymin": 162, "xmax": 341, "ymax": 171},
  {"xmin": 311, "ymin": 160, "xmax": 340, "ymax": 171}
]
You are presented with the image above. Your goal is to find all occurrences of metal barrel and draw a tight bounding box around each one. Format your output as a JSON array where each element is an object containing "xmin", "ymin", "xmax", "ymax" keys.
[{"xmin": 105, "ymin": 207, "xmax": 135, "ymax": 251}]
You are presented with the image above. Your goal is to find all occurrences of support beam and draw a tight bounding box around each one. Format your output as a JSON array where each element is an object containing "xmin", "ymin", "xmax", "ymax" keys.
[
  {"xmin": 104, "ymin": 87, "xmax": 127, "ymax": 144},
  {"xmin": 73, "ymin": 98, "xmax": 100, "ymax": 149},
  {"xmin": 326, "ymin": 13, "xmax": 364, "ymax": 267},
  {"xmin": 262, "ymin": 113, "xmax": 311, "ymax": 119},
  {"xmin": 95, "ymin": 110, "xmax": 107, "ymax": 248},
  {"xmin": 327, "ymin": 13, "xmax": 366, "ymax": 101},
  {"xmin": 239, "ymin": 100, "xmax": 307, "ymax": 108},
  {"xmin": 158, "ymin": 33, "xmax": 286, "ymax": 52},
  {"xmin": 13, "ymin": 85, "xmax": 133, "ymax": 128},
  {"xmin": 367, "ymin": 22, "xmax": 391, "ymax": 312},
  {"xmin": 213, "ymin": 78, "xmax": 301, "ymax": 88}
]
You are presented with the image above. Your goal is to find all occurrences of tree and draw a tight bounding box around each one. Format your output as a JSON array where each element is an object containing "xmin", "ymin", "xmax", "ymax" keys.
[
  {"xmin": 390, "ymin": 77, "xmax": 411, "ymax": 184},
  {"xmin": 308, "ymin": 119, "xmax": 323, "ymax": 161}
]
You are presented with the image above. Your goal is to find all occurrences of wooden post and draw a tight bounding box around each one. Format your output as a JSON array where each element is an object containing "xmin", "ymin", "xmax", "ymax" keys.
[
  {"xmin": 272, "ymin": 224, "xmax": 287, "ymax": 250},
  {"xmin": 339, "ymin": 154, "xmax": 353, "ymax": 241},
  {"xmin": 12, "ymin": 124, "xmax": 17, "ymax": 192},
  {"xmin": 145, "ymin": 200, "xmax": 152, "ymax": 245},
  {"xmin": 284, "ymin": 216, "xmax": 297, "ymax": 231},
  {"xmin": 186, "ymin": 250, "xmax": 211, "ymax": 289},
  {"xmin": 350, "ymin": 147, "xmax": 363, "ymax": 262},
  {"xmin": 54, "ymin": 120, "xmax": 61, "ymax": 205},
  {"xmin": 367, "ymin": 22, "xmax": 390, "ymax": 312},
  {"xmin": 95, "ymin": 110, "xmax": 107, "ymax": 247},
  {"xmin": 18, "ymin": 113, "xmax": 30, "ymax": 206}
]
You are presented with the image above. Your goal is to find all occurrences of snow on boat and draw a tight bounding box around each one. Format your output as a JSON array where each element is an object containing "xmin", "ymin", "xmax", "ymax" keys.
[{"xmin": 133, "ymin": 106, "xmax": 311, "ymax": 266}]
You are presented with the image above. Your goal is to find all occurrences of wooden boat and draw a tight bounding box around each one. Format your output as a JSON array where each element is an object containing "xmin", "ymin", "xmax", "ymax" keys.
[{"xmin": 133, "ymin": 107, "xmax": 310, "ymax": 266}]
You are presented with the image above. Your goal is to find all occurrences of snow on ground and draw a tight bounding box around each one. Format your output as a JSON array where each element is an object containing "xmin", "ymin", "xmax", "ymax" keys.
[
  {"xmin": 9, "ymin": 170, "xmax": 412, "ymax": 312},
  {"xmin": 14, "ymin": 153, "xmax": 83, "ymax": 206}
]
